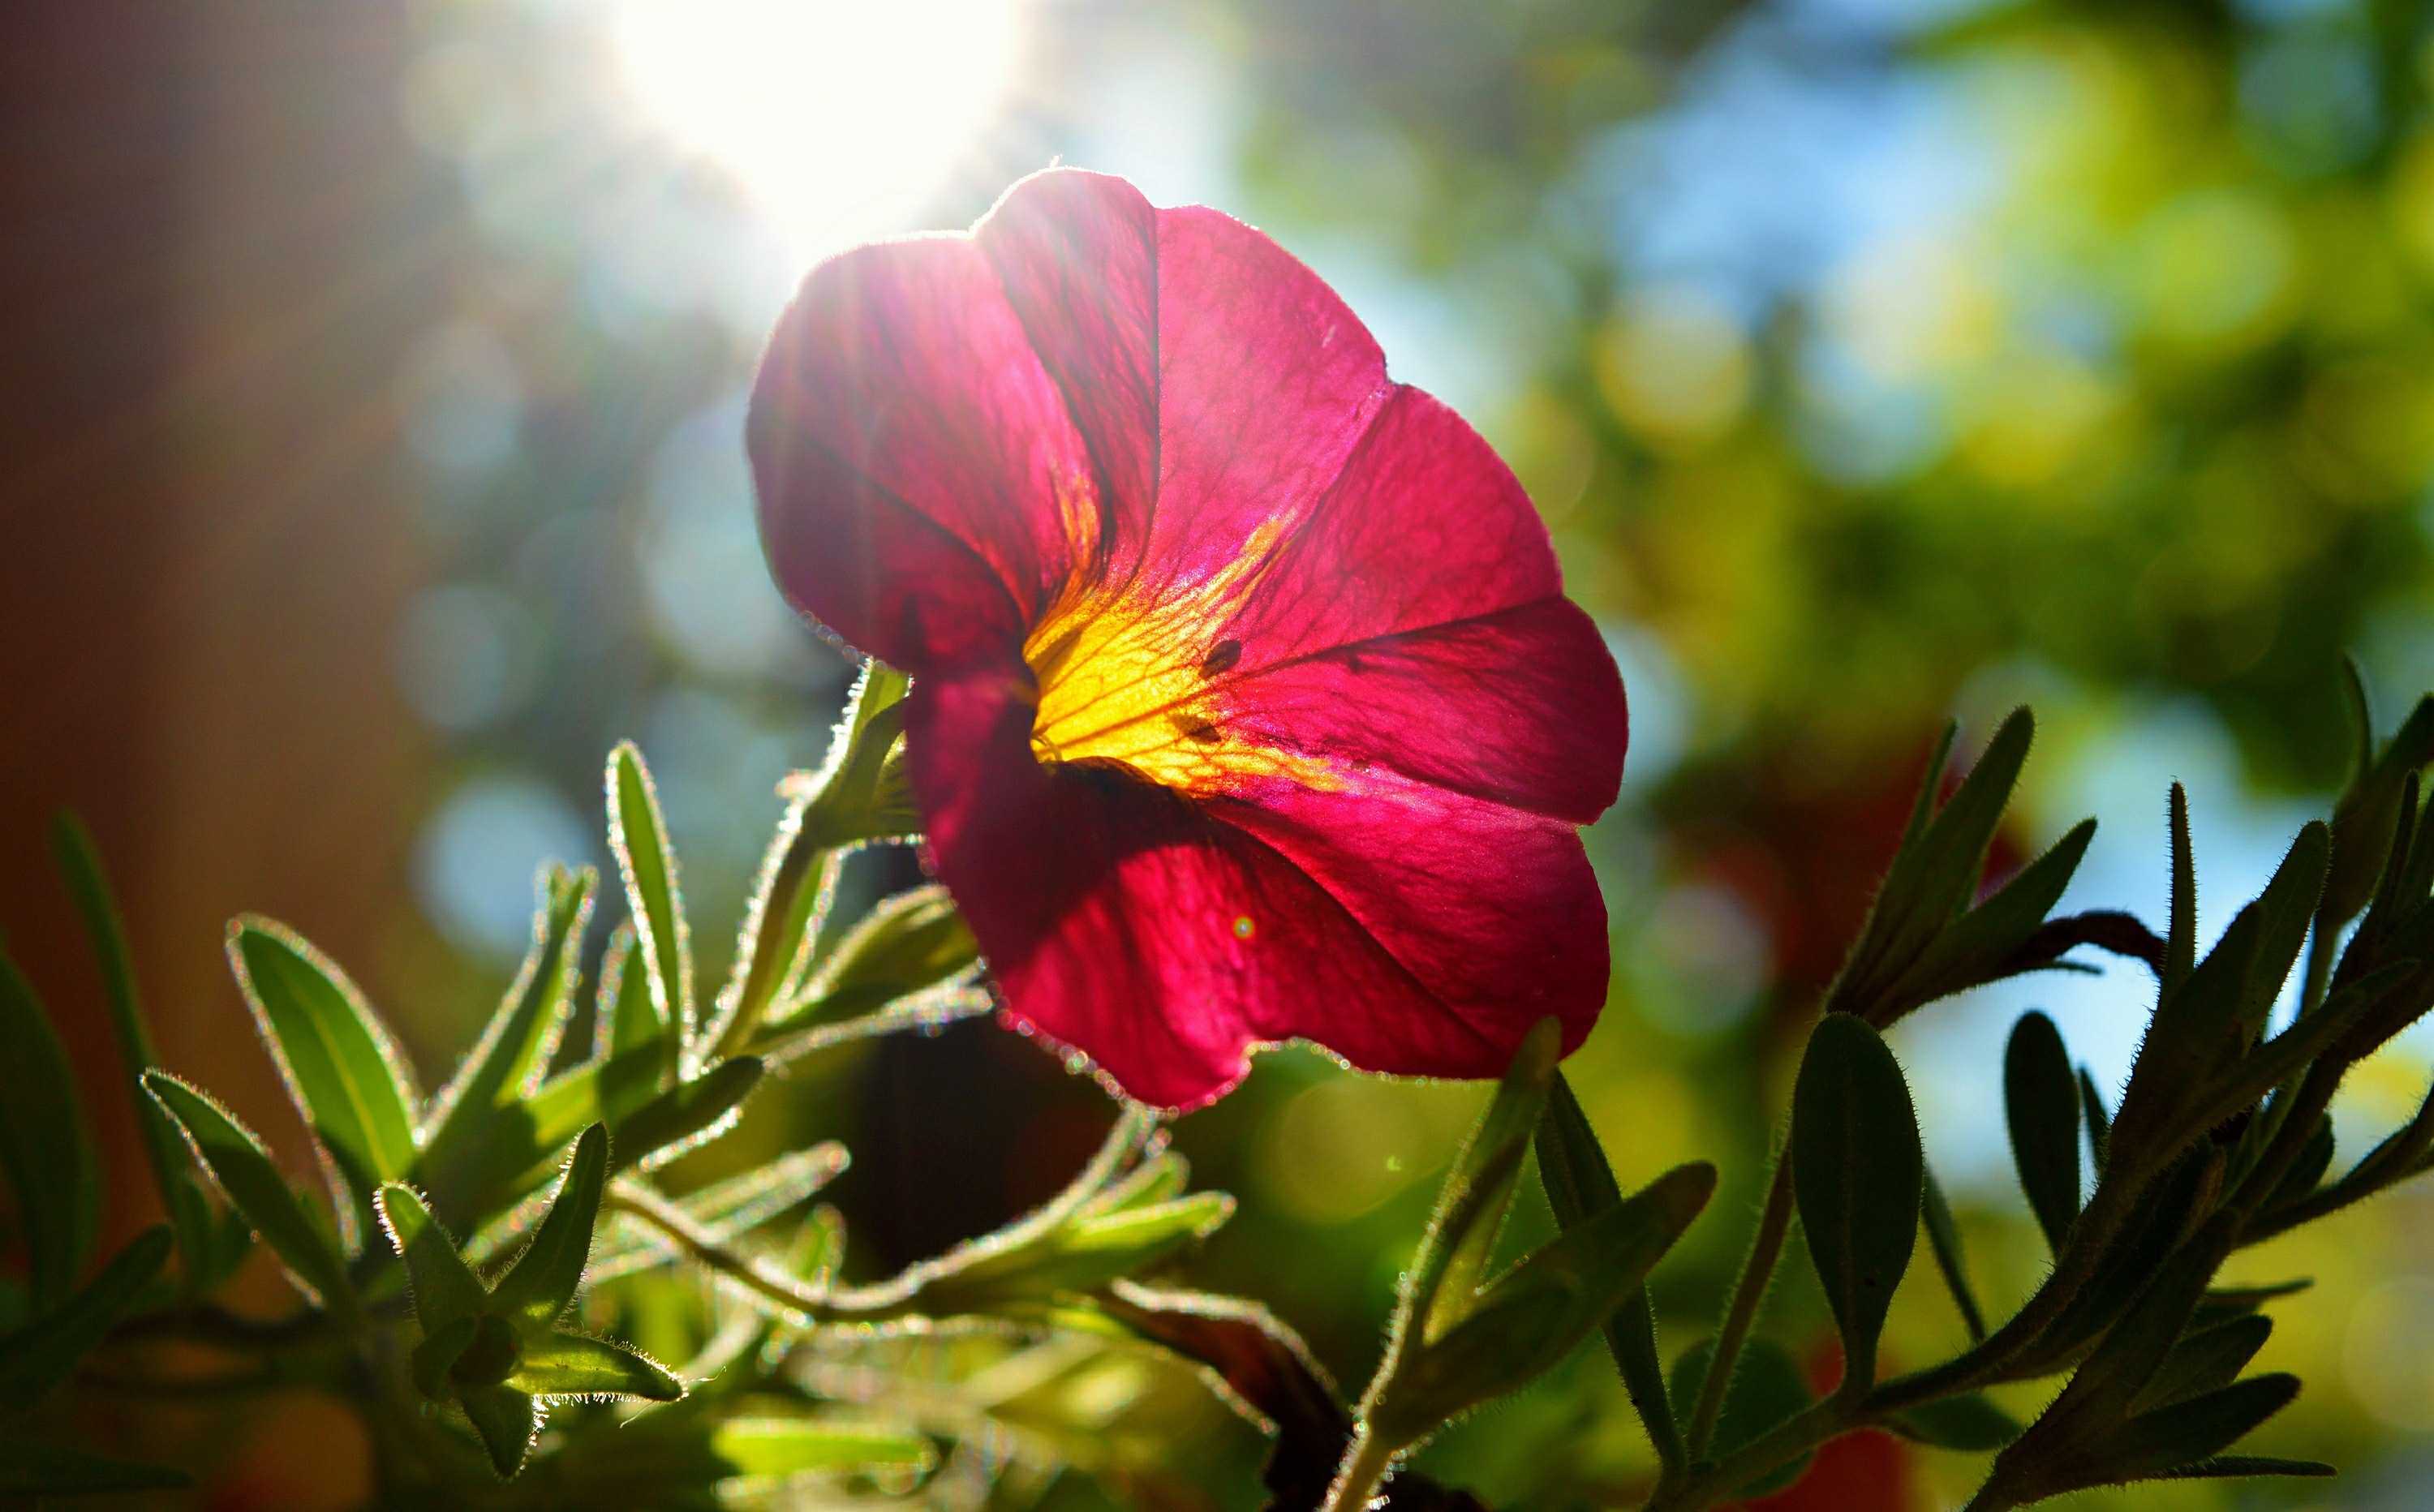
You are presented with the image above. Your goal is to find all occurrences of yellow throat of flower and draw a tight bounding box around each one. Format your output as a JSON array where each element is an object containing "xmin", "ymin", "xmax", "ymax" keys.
[{"xmin": 1022, "ymin": 522, "xmax": 1338, "ymax": 797}]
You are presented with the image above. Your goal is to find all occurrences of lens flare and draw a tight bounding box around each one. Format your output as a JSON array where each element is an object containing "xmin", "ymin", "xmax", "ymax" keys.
[{"xmin": 608, "ymin": 0, "xmax": 1030, "ymax": 261}]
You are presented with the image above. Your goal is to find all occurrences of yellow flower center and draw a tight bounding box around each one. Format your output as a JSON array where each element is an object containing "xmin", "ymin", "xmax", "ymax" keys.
[{"xmin": 1022, "ymin": 521, "xmax": 1339, "ymax": 796}]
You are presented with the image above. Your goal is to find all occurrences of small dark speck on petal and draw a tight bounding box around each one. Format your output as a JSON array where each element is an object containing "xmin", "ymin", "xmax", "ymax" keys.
[{"xmin": 1200, "ymin": 638, "xmax": 1243, "ymax": 676}]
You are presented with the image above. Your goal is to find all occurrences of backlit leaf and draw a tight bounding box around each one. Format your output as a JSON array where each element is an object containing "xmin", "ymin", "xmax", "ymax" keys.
[
  {"xmin": 510, "ymin": 1330, "xmax": 682, "ymax": 1401},
  {"xmin": 144, "ymin": 1071, "xmax": 355, "ymax": 1321},
  {"xmin": 492, "ymin": 1124, "xmax": 608, "ymax": 1327},
  {"xmin": 1791, "ymin": 1014, "xmax": 1922, "ymax": 1389},
  {"xmin": 608, "ymin": 742, "xmax": 693, "ymax": 1063},
  {"xmin": 2004, "ymin": 1011, "xmax": 2082, "ymax": 1253},
  {"xmin": 0, "ymin": 1226, "xmax": 172, "ymax": 1411}
]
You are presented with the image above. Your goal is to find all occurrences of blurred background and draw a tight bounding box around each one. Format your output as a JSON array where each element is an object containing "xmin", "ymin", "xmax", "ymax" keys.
[{"xmin": 11, "ymin": 0, "xmax": 2434, "ymax": 1506}]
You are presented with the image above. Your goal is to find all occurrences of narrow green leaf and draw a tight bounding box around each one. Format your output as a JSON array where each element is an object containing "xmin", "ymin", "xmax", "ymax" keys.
[
  {"xmin": 1667, "ymin": 1335, "xmax": 1816, "ymax": 1496},
  {"xmin": 459, "ymin": 1381, "xmax": 540, "ymax": 1477},
  {"xmin": 1791, "ymin": 1014, "xmax": 1923, "ymax": 1389},
  {"xmin": 1892, "ymin": 1394, "xmax": 2021, "ymax": 1450},
  {"xmin": 605, "ymin": 1056, "xmax": 763, "ymax": 1178},
  {"xmin": 2167, "ymin": 783, "xmax": 2197, "ymax": 994},
  {"xmin": 774, "ymin": 883, "xmax": 978, "ymax": 1033},
  {"xmin": 420, "ymin": 866, "xmax": 593, "ymax": 1166},
  {"xmin": 1920, "ymin": 1162, "xmax": 1986, "ymax": 1342},
  {"xmin": 1417, "ymin": 1017, "xmax": 1562, "ymax": 1345},
  {"xmin": 608, "ymin": 742, "xmax": 694, "ymax": 1063},
  {"xmin": 710, "ymin": 1418, "xmax": 935, "ymax": 1478},
  {"xmin": 143, "ymin": 1071, "xmax": 355, "ymax": 1321},
  {"xmin": 230, "ymin": 920, "xmax": 419, "ymax": 1221},
  {"xmin": 2137, "ymin": 1314, "xmax": 2273, "ymax": 1413},
  {"xmin": 0, "ymin": 950, "xmax": 97, "ymax": 1310},
  {"xmin": 510, "ymin": 1330, "xmax": 682, "ymax": 1400},
  {"xmin": 596, "ymin": 921, "xmax": 667, "ymax": 1066},
  {"xmin": 493, "ymin": 1124, "xmax": 609, "ymax": 1326},
  {"xmin": 1535, "ymin": 1070, "xmax": 1684, "ymax": 1468},
  {"xmin": 2057, "ymin": 1213, "xmax": 2239, "ymax": 1427},
  {"xmin": 53, "ymin": 814, "xmax": 208, "ymax": 1280},
  {"xmin": 707, "ymin": 800, "xmax": 838, "ymax": 1059},
  {"xmin": 1895, "ymin": 818, "xmax": 2096, "ymax": 1012},
  {"xmin": 2267, "ymin": 1116, "xmax": 2334, "ymax": 1211},
  {"xmin": 0, "ymin": 1438, "xmax": 193, "ymax": 1495},
  {"xmin": 1379, "ymin": 1162, "xmax": 1714, "ymax": 1446},
  {"xmin": 2074, "ymin": 1373, "xmax": 2302, "ymax": 1485},
  {"xmin": 2004, "ymin": 1012, "xmax": 2083, "ymax": 1254},
  {"xmin": 376, "ymin": 1183, "xmax": 488, "ymax": 1337},
  {"xmin": 2153, "ymin": 1454, "xmax": 2334, "ymax": 1480},
  {"xmin": 791, "ymin": 660, "xmax": 920, "ymax": 851},
  {"xmin": 1866, "ymin": 710, "xmax": 2034, "ymax": 997},
  {"xmin": 0, "ymin": 1226, "xmax": 172, "ymax": 1410},
  {"xmin": 2231, "ymin": 823, "xmax": 2329, "ymax": 1038},
  {"xmin": 2079, "ymin": 1067, "xmax": 2113, "ymax": 1174}
]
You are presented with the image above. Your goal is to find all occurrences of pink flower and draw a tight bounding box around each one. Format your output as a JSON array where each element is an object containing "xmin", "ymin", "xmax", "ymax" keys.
[{"xmin": 748, "ymin": 170, "xmax": 1627, "ymax": 1109}]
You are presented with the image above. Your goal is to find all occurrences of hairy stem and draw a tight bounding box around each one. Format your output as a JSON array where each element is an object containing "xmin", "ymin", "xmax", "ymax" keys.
[
  {"xmin": 1687, "ymin": 1153, "xmax": 1795, "ymax": 1457},
  {"xmin": 1320, "ymin": 1424, "xmax": 1400, "ymax": 1512}
]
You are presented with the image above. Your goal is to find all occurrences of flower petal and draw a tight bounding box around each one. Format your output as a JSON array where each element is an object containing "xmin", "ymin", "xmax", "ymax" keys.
[
  {"xmin": 972, "ymin": 170, "xmax": 1160, "ymax": 575},
  {"xmin": 1219, "ymin": 598, "xmax": 1624, "ymax": 823},
  {"xmin": 1132, "ymin": 204, "xmax": 1395, "ymax": 586},
  {"xmin": 907, "ymin": 670, "xmax": 1607, "ymax": 1108},
  {"xmin": 748, "ymin": 234, "xmax": 1097, "ymax": 671}
]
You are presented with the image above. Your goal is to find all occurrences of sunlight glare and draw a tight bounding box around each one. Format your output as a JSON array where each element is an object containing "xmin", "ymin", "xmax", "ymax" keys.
[{"xmin": 609, "ymin": 0, "xmax": 1030, "ymax": 263}]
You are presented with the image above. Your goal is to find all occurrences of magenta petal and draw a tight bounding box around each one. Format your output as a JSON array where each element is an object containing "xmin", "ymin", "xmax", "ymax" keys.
[
  {"xmin": 1137, "ymin": 204, "xmax": 1395, "ymax": 584},
  {"xmin": 1219, "ymin": 598, "xmax": 1625, "ymax": 823},
  {"xmin": 908, "ymin": 669, "xmax": 1607, "ymax": 1109},
  {"xmin": 748, "ymin": 234, "xmax": 1094, "ymax": 671},
  {"xmin": 973, "ymin": 170, "xmax": 1161, "ymax": 569}
]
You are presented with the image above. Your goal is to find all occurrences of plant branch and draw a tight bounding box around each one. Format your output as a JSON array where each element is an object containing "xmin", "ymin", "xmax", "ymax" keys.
[{"xmin": 1686, "ymin": 1150, "xmax": 1795, "ymax": 1457}]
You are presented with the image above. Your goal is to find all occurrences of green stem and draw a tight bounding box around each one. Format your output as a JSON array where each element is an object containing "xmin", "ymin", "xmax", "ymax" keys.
[
  {"xmin": 1320, "ymin": 1424, "xmax": 1400, "ymax": 1512},
  {"xmin": 1686, "ymin": 1153, "xmax": 1795, "ymax": 1458}
]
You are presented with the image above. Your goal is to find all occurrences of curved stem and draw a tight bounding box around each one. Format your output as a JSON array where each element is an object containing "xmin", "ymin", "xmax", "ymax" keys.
[
  {"xmin": 1686, "ymin": 1153, "xmax": 1795, "ymax": 1457},
  {"xmin": 1319, "ymin": 1424, "xmax": 1400, "ymax": 1512}
]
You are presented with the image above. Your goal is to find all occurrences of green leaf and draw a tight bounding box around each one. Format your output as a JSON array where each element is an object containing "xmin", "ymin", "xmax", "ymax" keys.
[
  {"xmin": 707, "ymin": 801, "xmax": 840, "ymax": 1059},
  {"xmin": 1791, "ymin": 1014, "xmax": 1923, "ymax": 1390},
  {"xmin": 1894, "ymin": 818, "xmax": 2096, "ymax": 1012},
  {"xmin": 791, "ymin": 660, "xmax": 920, "ymax": 852},
  {"xmin": 709, "ymin": 1418, "xmax": 935, "ymax": 1478},
  {"xmin": 587, "ymin": 1143, "xmax": 847, "ymax": 1283},
  {"xmin": 1668, "ymin": 1335, "xmax": 1815, "ymax": 1496},
  {"xmin": 2152, "ymin": 1454, "xmax": 2334, "ymax": 1480},
  {"xmin": 1415, "ymin": 1018, "xmax": 1563, "ymax": 1346},
  {"xmin": 1920, "ymin": 1162, "xmax": 1986, "ymax": 1342},
  {"xmin": 143, "ymin": 1071, "xmax": 355, "ymax": 1322},
  {"xmin": 510, "ymin": 1330, "xmax": 682, "ymax": 1400},
  {"xmin": 376, "ymin": 1183, "xmax": 488, "ymax": 1337},
  {"xmin": 905, "ymin": 1193, "xmax": 1234, "ymax": 1317},
  {"xmin": 606, "ymin": 1056, "xmax": 763, "ymax": 1177},
  {"xmin": 2137, "ymin": 1314, "xmax": 2273, "ymax": 1413},
  {"xmin": 608, "ymin": 742, "xmax": 694, "ymax": 1063},
  {"xmin": 2072, "ymin": 1373, "xmax": 2302, "ymax": 1485},
  {"xmin": 1377, "ymin": 1162, "xmax": 1714, "ymax": 1447},
  {"xmin": 2166, "ymin": 782, "xmax": 2196, "ymax": 994},
  {"xmin": 229, "ymin": 919, "xmax": 419, "ymax": 1231},
  {"xmin": 0, "ymin": 949, "xmax": 97, "ymax": 1310},
  {"xmin": 493, "ymin": 1123, "xmax": 609, "ymax": 1327},
  {"xmin": 459, "ymin": 1381, "xmax": 540, "ymax": 1477},
  {"xmin": 2004, "ymin": 1011, "xmax": 2083, "ymax": 1253},
  {"xmin": 419, "ymin": 867, "xmax": 593, "ymax": 1178},
  {"xmin": 773, "ymin": 883, "xmax": 979, "ymax": 1034},
  {"xmin": 2056, "ymin": 1213, "xmax": 2238, "ymax": 1427},
  {"xmin": 1892, "ymin": 1394, "xmax": 2022, "ymax": 1450},
  {"xmin": 53, "ymin": 814, "xmax": 211, "ymax": 1286},
  {"xmin": 1534, "ymin": 1070, "xmax": 1684, "ymax": 1468},
  {"xmin": 2079, "ymin": 1067, "xmax": 2113, "ymax": 1173},
  {"xmin": 0, "ymin": 1225, "xmax": 172, "ymax": 1411},
  {"xmin": 597, "ymin": 921, "xmax": 668, "ymax": 1066},
  {"xmin": 1833, "ymin": 710, "xmax": 2032, "ymax": 1020},
  {"xmin": 0, "ymin": 1438, "xmax": 192, "ymax": 1495}
]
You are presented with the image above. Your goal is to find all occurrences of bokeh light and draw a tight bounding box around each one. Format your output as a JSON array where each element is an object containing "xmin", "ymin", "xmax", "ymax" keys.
[{"xmin": 607, "ymin": 0, "xmax": 1034, "ymax": 263}]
